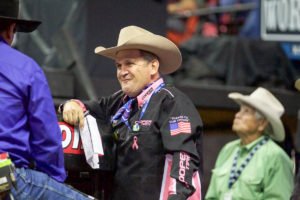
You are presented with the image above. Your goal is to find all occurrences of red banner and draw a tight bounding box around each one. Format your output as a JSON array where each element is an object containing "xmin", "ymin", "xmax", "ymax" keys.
[{"xmin": 59, "ymin": 122, "xmax": 84, "ymax": 155}]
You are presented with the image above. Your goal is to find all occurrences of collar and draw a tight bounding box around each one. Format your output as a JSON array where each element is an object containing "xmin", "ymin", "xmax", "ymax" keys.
[
  {"xmin": 137, "ymin": 78, "xmax": 164, "ymax": 108},
  {"xmin": 239, "ymin": 135, "xmax": 266, "ymax": 152},
  {"xmin": 0, "ymin": 36, "xmax": 8, "ymax": 44}
]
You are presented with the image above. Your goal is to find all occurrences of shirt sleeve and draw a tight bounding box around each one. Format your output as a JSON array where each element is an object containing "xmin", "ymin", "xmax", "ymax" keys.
[
  {"xmin": 291, "ymin": 170, "xmax": 300, "ymax": 199},
  {"xmin": 27, "ymin": 62, "xmax": 66, "ymax": 182},
  {"xmin": 204, "ymin": 172, "xmax": 219, "ymax": 200},
  {"xmin": 167, "ymin": 152, "xmax": 200, "ymax": 200},
  {"xmin": 262, "ymin": 149, "xmax": 294, "ymax": 199},
  {"xmin": 204, "ymin": 146, "xmax": 228, "ymax": 200},
  {"xmin": 159, "ymin": 91, "xmax": 203, "ymax": 199},
  {"xmin": 84, "ymin": 90, "xmax": 123, "ymax": 122}
]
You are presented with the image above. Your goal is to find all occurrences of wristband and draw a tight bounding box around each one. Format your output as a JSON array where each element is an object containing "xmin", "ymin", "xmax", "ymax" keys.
[
  {"xmin": 71, "ymin": 99, "xmax": 87, "ymax": 112},
  {"xmin": 58, "ymin": 99, "xmax": 87, "ymax": 113}
]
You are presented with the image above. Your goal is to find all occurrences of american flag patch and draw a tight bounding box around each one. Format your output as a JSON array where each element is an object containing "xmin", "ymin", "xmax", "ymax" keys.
[{"xmin": 169, "ymin": 116, "xmax": 191, "ymax": 136}]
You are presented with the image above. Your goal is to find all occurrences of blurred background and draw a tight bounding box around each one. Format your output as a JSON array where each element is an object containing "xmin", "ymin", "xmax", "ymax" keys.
[{"xmin": 15, "ymin": 0, "xmax": 300, "ymax": 199}]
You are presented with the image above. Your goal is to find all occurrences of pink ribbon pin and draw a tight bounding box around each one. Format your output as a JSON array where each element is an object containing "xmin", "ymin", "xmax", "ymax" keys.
[{"xmin": 132, "ymin": 136, "xmax": 139, "ymax": 150}]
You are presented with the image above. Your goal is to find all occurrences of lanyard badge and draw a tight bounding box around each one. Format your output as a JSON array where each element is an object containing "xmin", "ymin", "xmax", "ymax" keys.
[
  {"xmin": 224, "ymin": 190, "xmax": 233, "ymax": 200},
  {"xmin": 132, "ymin": 121, "xmax": 140, "ymax": 131}
]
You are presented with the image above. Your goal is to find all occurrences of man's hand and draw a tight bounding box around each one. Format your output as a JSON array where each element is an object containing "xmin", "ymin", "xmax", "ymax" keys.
[{"xmin": 62, "ymin": 100, "xmax": 85, "ymax": 128}]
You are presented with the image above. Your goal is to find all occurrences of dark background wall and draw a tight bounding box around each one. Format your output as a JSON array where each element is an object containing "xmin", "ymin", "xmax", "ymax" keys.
[
  {"xmin": 17, "ymin": 0, "xmax": 167, "ymax": 98},
  {"xmin": 85, "ymin": 0, "xmax": 167, "ymax": 78}
]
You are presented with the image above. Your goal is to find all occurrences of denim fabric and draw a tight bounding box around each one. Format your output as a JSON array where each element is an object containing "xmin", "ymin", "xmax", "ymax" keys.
[{"xmin": 9, "ymin": 168, "xmax": 95, "ymax": 200}]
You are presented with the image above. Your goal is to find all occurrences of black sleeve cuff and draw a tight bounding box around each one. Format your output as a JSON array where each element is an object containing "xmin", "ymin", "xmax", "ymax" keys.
[{"xmin": 168, "ymin": 194, "xmax": 188, "ymax": 200}]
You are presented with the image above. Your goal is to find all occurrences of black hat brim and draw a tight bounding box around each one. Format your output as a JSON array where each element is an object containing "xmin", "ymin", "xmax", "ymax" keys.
[{"xmin": 0, "ymin": 16, "xmax": 41, "ymax": 32}]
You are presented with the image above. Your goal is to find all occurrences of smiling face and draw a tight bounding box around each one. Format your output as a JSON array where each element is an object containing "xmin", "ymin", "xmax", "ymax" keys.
[{"xmin": 115, "ymin": 49, "xmax": 160, "ymax": 97}]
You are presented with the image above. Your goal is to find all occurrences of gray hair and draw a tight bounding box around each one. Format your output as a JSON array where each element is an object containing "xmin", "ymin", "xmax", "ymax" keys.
[
  {"xmin": 140, "ymin": 50, "xmax": 159, "ymax": 63},
  {"xmin": 255, "ymin": 111, "xmax": 264, "ymax": 120},
  {"xmin": 255, "ymin": 111, "xmax": 273, "ymax": 136}
]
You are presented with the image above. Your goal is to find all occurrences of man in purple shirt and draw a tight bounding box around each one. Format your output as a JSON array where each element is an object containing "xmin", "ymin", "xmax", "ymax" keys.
[{"xmin": 0, "ymin": 0, "xmax": 95, "ymax": 199}]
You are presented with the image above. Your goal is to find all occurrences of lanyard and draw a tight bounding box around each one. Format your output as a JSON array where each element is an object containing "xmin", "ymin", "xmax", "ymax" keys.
[
  {"xmin": 112, "ymin": 81, "xmax": 165, "ymax": 131},
  {"xmin": 228, "ymin": 136, "xmax": 269, "ymax": 189},
  {"xmin": 132, "ymin": 82, "xmax": 165, "ymax": 131},
  {"xmin": 111, "ymin": 98, "xmax": 135, "ymax": 130}
]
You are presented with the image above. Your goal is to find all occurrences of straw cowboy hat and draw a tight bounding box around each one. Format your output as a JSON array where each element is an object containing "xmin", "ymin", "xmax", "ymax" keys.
[
  {"xmin": 0, "ymin": 0, "xmax": 41, "ymax": 32},
  {"xmin": 295, "ymin": 78, "xmax": 300, "ymax": 91},
  {"xmin": 228, "ymin": 87, "xmax": 285, "ymax": 142},
  {"xmin": 94, "ymin": 25, "xmax": 182, "ymax": 75}
]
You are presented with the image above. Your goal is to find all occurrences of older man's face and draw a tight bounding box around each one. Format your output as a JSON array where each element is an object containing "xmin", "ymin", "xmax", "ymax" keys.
[
  {"xmin": 232, "ymin": 104, "xmax": 263, "ymax": 136},
  {"xmin": 115, "ymin": 49, "xmax": 154, "ymax": 97}
]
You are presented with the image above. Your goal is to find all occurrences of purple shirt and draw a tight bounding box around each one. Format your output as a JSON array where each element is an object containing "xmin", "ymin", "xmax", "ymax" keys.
[{"xmin": 0, "ymin": 37, "xmax": 66, "ymax": 182}]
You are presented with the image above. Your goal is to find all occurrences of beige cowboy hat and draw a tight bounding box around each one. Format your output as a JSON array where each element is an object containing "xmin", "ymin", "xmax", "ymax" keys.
[
  {"xmin": 228, "ymin": 87, "xmax": 285, "ymax": 142},
  {"xmin": 94, "ymin": 25, "xmax": 182, "ymax": 75},
  {"xmin": 0, "ymin": 0, "xmax": 41, "ymax": 32},
  {"xmin": 295, "ymin": 78, "xmax": 300, "ymax": 91}
]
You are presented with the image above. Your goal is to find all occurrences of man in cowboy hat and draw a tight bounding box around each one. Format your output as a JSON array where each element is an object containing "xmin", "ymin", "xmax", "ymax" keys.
[
  {"xmin": 0, "ymin": 0, "xmax": 96, "ymax": 199},
  {"xmin": 205, "ymin": 87, "xmax": 294, "ymax": 200},
  {"xmin": 60, "ymin": 25, "xmax": 203, "ymax": 200}
]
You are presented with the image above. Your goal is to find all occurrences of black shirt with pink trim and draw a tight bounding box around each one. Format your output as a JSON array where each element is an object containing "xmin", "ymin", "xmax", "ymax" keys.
[{"xmin": 84, "ymin": 82, "xmax": 203, "ymax": 200}]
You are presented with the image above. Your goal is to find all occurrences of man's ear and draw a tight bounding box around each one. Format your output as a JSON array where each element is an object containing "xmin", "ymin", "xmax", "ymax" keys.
[
  {"xmin": 150, "ymin": 59, "xmax": 159, "ymax": 76},
  {"xmin": 3, "ymin": 23, "xmax": 16, "ymax": 45},
  {"xmin": 258, "ymin": 119, "xmax": 268, "ymax": 132}
]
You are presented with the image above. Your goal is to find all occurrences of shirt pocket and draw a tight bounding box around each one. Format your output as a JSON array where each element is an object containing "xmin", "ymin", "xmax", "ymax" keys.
[
  {"xmin": 130, "ymin": 123, "xmax": 163, "ymax": 152},
  {"xmin": 236, "ymin": 173, "xmax": 263, "ymax": 200},
  {"xmin": 211, "ymin": 167, "xmax": 229, "ymax": 194}
]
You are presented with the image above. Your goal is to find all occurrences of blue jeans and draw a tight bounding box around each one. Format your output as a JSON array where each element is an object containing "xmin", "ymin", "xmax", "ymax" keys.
[{"xmin": 9, "ymin": 168, "xmax": 95, "ymax": 200}]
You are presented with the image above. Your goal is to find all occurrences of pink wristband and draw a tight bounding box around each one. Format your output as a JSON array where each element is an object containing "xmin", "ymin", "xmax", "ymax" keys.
[{"xmin": 71, "ymin": 99, "xmax": 87, "ymax": 112}]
